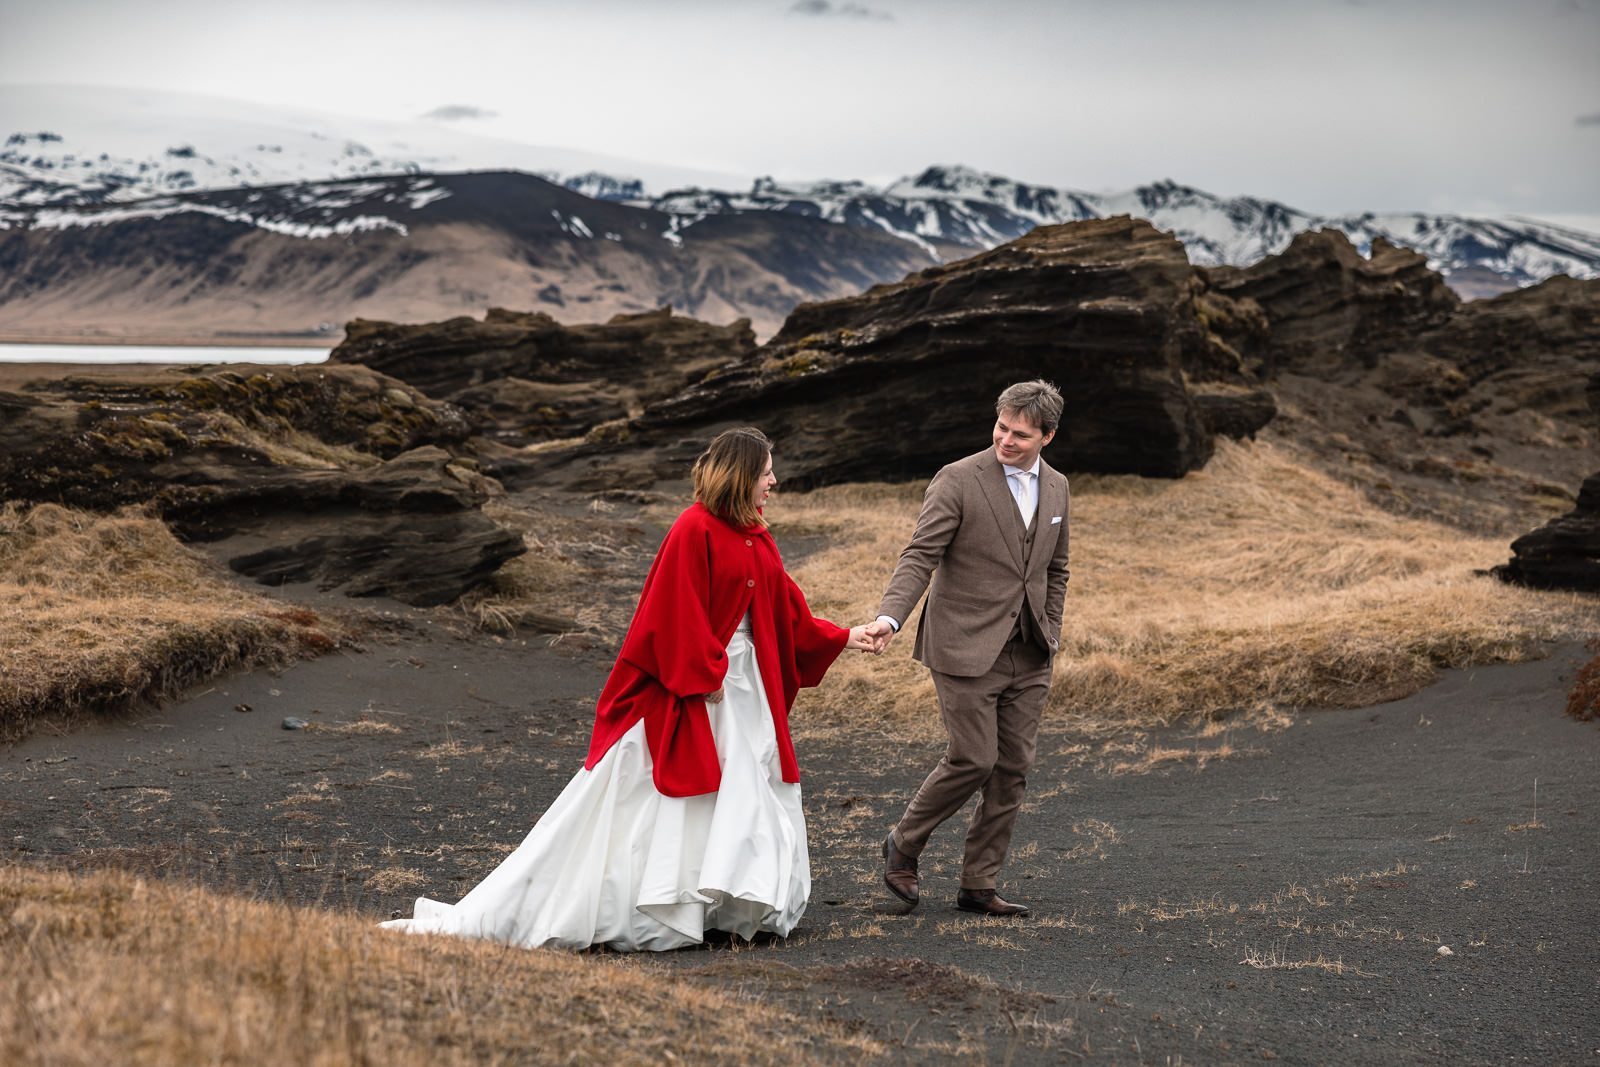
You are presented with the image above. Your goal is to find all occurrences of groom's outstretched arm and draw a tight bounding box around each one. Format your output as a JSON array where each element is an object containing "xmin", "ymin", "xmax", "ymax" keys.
[{"xmin": 876, "ymin": 467, "xmax": 963, "ymax": 645}]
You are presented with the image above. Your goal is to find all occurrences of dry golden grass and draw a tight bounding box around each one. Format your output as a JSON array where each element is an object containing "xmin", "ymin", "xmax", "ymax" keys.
[
  {"xmin": 454, "ymin": 501, "xmax": 641, "ymax": 639},
  {"xmin": 1565, "ymin": 641, "xmax": 1600, "ymax": 724},
  {"xmin": 1238, "ymin": 944, "xmax": 1366, "ymax": 976},
  {"xmin": 0, "ymin": 866, "xmax": 877, "ymax": 1066},
  {"xmin": 774, "ymin": 439, "xmax": 1597, "ymax": 740},
  {"xmin": 0, "ymin": 502, "xmax": 340, "ymax": 740}
]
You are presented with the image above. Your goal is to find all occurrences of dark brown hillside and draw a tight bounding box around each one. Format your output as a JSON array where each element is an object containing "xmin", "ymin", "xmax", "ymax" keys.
[{"xmin": 0, "ymin": 171, "xmax": 938, "ymax": 342}]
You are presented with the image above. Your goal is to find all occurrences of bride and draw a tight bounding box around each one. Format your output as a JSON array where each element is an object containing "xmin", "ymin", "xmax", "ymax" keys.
[{"xmin": 382, "ymin": 427, "xmax": 875, "ymax": 950}]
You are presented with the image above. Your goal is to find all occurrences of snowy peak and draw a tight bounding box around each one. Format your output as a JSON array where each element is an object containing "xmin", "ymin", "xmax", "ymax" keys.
[
  {"xmin": 8, "ymin": 173, "xmax": 456, "ymax": 239},
  {"xmin": 551, "ymin": 171, "xmax": 647, "ymax": 201},
  {"xmin": 629, "ymin": 167, "xmax": 1600, "ymax": 290},
  {"xmin": 888, "ymin": 164, "xmax": 1026, "ymax": 202},
  {"xmin": 2, "ymin": 86, "xmax": 1596, "ymax": 294},
  {"xmin": 0, "ymin": 84, "xmax": 749, "ymax": 212},
  {"xmin": 0, "ymin": 125, "xmax": 422, "ymax": 210},
  {"xmin": 751, "ymin": 175, "xmax": 877, "ymax": 200}
]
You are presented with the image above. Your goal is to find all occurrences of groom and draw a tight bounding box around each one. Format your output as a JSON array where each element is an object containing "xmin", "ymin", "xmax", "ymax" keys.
[{"xmin": 866, "ymin": 380, "xmax": 1070, "ymax": 917}]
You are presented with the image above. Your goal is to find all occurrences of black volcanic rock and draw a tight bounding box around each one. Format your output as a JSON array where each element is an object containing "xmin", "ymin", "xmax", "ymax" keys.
[
  {"xmin": 1421, "ymin": 274, "xmax": 1600, "ymax": 416},
  {"xmin": 0, "ymin": 363, "xmax": 469, "ymax": 511},
  {"xmin": 1205, "ymin": 231, "xmax": 1460, "ymax": 373},
  {"xmin": 201, "ymin": 447, "xmax": 527, "ymax": 606},
  {"xmin": 497, "ymin": 217, "xmax": 1273, "ymax": 491},
  {"xmin": 0, "ymin": 365, "xmax": 521, "ymax": 604},
  {"xmin": 1493, "ymin": 471, "xmax": 1600, "ymax": 591},
  {"xmin": 1191, "ymin": 387, "xmax": 1279, "ymax": 441},
  {"xmin": 331, "ymin": 306, "xmax": 756, "ymax": 442},
  {"xmin": 1493, "ymin": 373, "xmax": 1600, "ymax": 591}
]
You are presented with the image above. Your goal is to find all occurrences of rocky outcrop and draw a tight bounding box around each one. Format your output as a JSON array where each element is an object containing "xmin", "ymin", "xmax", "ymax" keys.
[
  {"xmin": 1420, "ymin": 275, "xmax": 1600, "ymax": 419},
  {"xmin": 1492, "ymin": 472, "xmax": 1600, "ymax": 591},
  {"xmin": 1198, "ymin": 232, "xmax": 1599, "ymax": 425},
  {"xmin": 1493, "ymin": 374, "xmax": 1600, "ymax": 591},
  {"xmin": 0, "ymin": 363, "xmax": 471, "ymax": 510},
  {"xmin": 1192, "ymin": 229, "xmax": 1599, "ymax": 532},
  {"xmin": 331, "ymin": 307, "xmax": 757, "ymax": 443},
  {"xmin": 0, "ymin": 365, "xmax": 522, "ymax": 604},
  {"xmin": 495, "ymin": 217, "xmax": 1277, "ymax": 491},
  {"xmin": 194, "ymin": 447, "xmax": 527, "ymax": 606},
  {"xmin": 1204, "ymin": 231, "xmax": 1460, "ymax": 373},
  {"xmin": 1190, "ymin": 386, "xmax": 1279, "ymax": 441}
]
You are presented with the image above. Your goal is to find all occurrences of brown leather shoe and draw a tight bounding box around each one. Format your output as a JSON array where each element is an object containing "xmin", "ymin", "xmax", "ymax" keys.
[
  {"xmin": 882, "ymin": 832, "xmax": 919, "ymax": 907},
  {"xmin": 956, "ymin": 888, "xmax": 1030, "ymax": 917}
]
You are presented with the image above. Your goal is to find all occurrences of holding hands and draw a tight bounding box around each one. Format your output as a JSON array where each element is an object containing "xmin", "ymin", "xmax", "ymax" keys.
[{"xmin": 846, "ymin": 618, "xmax": 897, "ymax": 655}]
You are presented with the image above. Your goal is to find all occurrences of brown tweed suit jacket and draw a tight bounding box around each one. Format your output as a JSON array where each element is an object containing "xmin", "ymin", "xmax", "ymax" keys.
[{"xmin": 878, "ymin": 448, "xmax": 1071, "ymax": 678}]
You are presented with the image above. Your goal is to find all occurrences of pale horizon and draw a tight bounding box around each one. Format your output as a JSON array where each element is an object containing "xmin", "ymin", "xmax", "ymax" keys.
[{"xmin": 0, "ymin": 0, "xmax": 1595, "ymax": 229}]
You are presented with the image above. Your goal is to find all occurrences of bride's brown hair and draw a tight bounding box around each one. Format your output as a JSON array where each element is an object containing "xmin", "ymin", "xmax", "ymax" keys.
[{"xmin": 692, "ymin": 427, "xmax": 772, "ymax": 528}]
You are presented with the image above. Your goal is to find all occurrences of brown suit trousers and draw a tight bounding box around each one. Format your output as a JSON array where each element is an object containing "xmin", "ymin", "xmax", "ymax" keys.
[{"xmin": 878, "ymin": 448, "xmax": 1071, "ymax": 890}]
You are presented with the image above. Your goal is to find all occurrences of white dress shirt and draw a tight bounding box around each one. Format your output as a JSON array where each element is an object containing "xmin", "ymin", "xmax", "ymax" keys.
[{"xmin": 1001, "ymin": 457, "xmax": 1039, "ymax": 528}]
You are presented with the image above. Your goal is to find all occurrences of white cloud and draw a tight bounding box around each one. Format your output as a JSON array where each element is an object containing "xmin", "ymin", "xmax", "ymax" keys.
[
  {"xmin": 787, "ymin": 0, "xmax": 892, "ymax": 20},
  {"xmin": 420, "ymin": 104, "xmax": 499, "ymax": 122}
]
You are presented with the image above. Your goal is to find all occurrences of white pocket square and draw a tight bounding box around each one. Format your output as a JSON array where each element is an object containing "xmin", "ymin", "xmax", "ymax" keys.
[{"xmin": 1050, "ymin": 515, "xmax": 1062, "ymax": 524}]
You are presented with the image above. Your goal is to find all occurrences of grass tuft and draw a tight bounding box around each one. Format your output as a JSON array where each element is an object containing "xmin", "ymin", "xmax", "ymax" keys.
[
  {"xmin": 0, "ymin": 502, "xmax": 341, "ymax": 741},
  {"xmin": 0, "ymin": 866, "xmax": 876, "ymax": 1066}
]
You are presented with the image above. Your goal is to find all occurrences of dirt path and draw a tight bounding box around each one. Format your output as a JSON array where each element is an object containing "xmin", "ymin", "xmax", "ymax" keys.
[
  {"xmin": 747, "ymin": 642, "xmax": 1600, "ymax": 1065},
  {"xmin": 3, "ymin": 601, "xmax": 1596, "ymax": 1065}
]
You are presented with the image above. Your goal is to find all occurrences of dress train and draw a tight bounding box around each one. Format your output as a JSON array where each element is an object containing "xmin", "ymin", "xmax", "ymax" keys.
[{"xmin": 380, "ymin": 625, "xmax": 808, "ymax": 951}]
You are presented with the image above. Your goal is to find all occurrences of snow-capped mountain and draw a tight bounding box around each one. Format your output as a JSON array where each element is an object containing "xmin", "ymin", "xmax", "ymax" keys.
[
  {"xmin": 0, "ymin": 85, "xmax": 745, "ymax": 215},
  {"xmin": 0, "ymin": 169, "xmax": 939, "ymax": 343},
  {"xmin": 3, "ymin": 86, "xmax": 1598, "ymax": 296},
  {"xmin": 643, "ymin": 166, "xmax": 1600, "ymax": 289},
  {"xmin": 16, "ymin": 173, "xmax": 455, "ymax": 240}
]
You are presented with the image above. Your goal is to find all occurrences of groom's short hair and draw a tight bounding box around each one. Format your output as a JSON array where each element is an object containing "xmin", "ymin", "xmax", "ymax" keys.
[{"xmin": 995, "ymin": 380, "xmax": 1063, "ymax": 435}]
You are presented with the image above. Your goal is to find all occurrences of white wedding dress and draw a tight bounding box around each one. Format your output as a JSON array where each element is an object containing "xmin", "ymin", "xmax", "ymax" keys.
[{"xmin": 380, "ymin": 616, "xmax": 809, "ymax": 951}]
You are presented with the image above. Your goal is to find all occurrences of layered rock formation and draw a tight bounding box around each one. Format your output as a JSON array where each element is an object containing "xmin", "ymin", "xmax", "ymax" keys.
[
  {"xmin": 331, "ymin": 306, "xmax": 756, "ymax": 443},
  {"xmin": 0, "ymin": 363, "xmax": 471, "ymax": 507},
  {"xmin": 0, "ymin": 365, "xmax": 522, "ymax": 604},
  {"xmin": 303, "ymin": 218, "xmax": 1593, "ymax": 539},
  {"xmin": 1422, "ymin": 275, "xmax": 1600, "ymax": 420},
  {"xmin": 199, "ymin": 447, "xmax": 524, "ymax": 606},
  {"xmin": 1195, "ymin": 229, "xmax": 1599, "ymax": 531},
  {"xmin": 1203, "ymin": 231, "xmax": 1461, "ymax": 374},
  {"xmin": 1493, "ymin": 373, "xmax": 1600, "ymax": 591},
  {"xmin": 494, "ymin": 217, "xmax": 1277, "ymax": 491},
  {"xmin": 1203, "ymin": 231, "xmax": 1597, "ymax": 429}
]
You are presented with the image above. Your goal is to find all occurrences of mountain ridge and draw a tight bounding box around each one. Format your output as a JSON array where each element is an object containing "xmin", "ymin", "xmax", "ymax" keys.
[
  {"xmin": 4, "ymin": 84, "xmax": 1599, "ymax": 340},
  {"xmin": 0, "ymin": 170, "xmax": 938, "ymax": 341},
  {"xmin": 640, "ymin": 165, "xmax": 1600, "ymax": 299}
]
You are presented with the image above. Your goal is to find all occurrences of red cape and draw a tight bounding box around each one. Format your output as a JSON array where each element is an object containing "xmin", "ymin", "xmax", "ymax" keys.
[{"xmin": 584, "ymin": 502, "xmax": 849, "ymax": 797}]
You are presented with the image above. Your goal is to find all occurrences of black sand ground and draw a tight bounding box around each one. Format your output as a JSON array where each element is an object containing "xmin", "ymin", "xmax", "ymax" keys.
[{"xmin": 4, "ymin": 585, "xmax": 1597, "ymax": 1064}]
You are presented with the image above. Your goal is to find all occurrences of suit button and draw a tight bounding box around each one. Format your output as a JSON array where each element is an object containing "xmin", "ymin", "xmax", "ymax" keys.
[
  {"xmin": 745, "ymin": 539, "xmax": 753, "ymax": 546},
  {"xmin": 1010, "ymin": 611, "xmax": 1017, "ymax": 617},
  {"xmin": 746, "ymin": 579, "xmax": 755, "ymax": 587}
]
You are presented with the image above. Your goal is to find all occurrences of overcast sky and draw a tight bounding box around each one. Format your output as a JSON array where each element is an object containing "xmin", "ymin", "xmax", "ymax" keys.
[{"xmin": 2, "ymin": 0, "xmax": 1597, "ymax": 227}]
